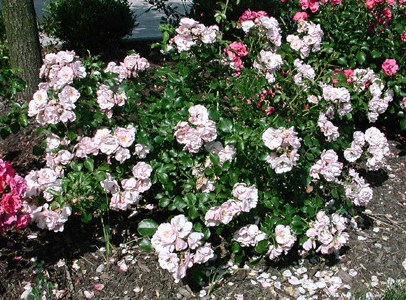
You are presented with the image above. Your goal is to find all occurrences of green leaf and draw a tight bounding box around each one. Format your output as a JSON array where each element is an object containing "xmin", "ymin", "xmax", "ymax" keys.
[
  {"xmin": 158, "ymin": 172, "xmax": 169, "ymax": 184},
  {"xmin": 337, "ymin": 57, "xmax": 347, "ymax": 65},
  {"xmin": 167, "ymin": 72, "xmax": 181, "ymax": 84},
  {"xmin": 231, "ymin": 242, "xmax": 240, "ymax": 253},
  {"xmin": 303, "ymin": 136, "xmax": 313, "ymax": 147},
  {"xmin": 137, "ymin": 219, "xmax": 159, "ymax": 237},
  {"xmin": 371, "ymin": 50, "xmax": 381, "ymax": 59},
  {"xmin": 159, "ymin": 197, "xmax": 170, "ymax": 207},
  {"xmin": 209, "ymin": 153, "xmax": 220, "ymax": 165},
  {"xmin": 173, "ymin": 196, "xmax": 187, "ymax": 211},
  {"xmin": 188, "ymin": 206, "xmax": 200, "ymax": 219},
  {"xmin": 18, "ymin": 114, "xmax": 28, "ymax": 127},
  {"xmin": 138, "ymin": 238, "xmax": 152, "ymax": 251},
  {"xmin": 218, "ymin": 118, "xmax": 233, "ymax": 133},
  {"xmin": 93, "ymin": 171, "xmax": 106, "ymax": 182},
  {"xmin": 81, "ymin": 211, "xmax": 93, "ymax": 223},
  {"xmin": 84, "ymin": 158, "xmax": 94, "ymax": 172},
  {"xmin": 400, "ymin": 119, "xmax": 406, "ymax": 131},
  {"xmin": 306, "ymin": 153, "xmax": 315, "ymax": 161},
  {"xmin": 70, "ymin": 161, "xmax": 83, "ymax": 172},
  {"xmin": 356, "ymin": 51, "xmax": 366, "ymax": 64},
  {"xmin": 254, "ymin": 239, "xmax": 269, "ymax": 254}
]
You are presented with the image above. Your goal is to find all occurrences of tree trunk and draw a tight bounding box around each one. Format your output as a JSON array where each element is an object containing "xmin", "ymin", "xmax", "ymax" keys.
[{"xmin": 2, "ymin": 0, "xmax": 42, "ymax": 102}]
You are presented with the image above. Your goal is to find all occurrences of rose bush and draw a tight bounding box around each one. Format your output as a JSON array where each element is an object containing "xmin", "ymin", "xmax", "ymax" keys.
[
  {"xmin": 13, "ymin": 0, "xmax": 406, "ymax": 289},
  {"xmin": 0, "ymin": 158, "xmax": 30, "ymax": 233}
]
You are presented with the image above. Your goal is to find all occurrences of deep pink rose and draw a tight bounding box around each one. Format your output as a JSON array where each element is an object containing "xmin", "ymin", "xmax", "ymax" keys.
[
  {"xmin": 365, "ymin": 0, "xmax": 376, "ymax": 9},
  {"xmin": 1, "ymin": 193, "xmax": 22, "ymax": 214},
  {"xmin": 382, "ymin": 59, "xmax": 398, "ymax": 75},
  {"xmin": 383, "ymin": 7, "xmax": 392, "ymax": 20},
  {"xmin": 228, "ymin": 42, "xmax": 248, "ymax": 57},
  {"xmin": 1, "ymin": 213, "xmax": 17, "ymax": 226},
  {"xmin": 15, "ymin": 213, "xmax": 31, "ymax": 230},
  {"xmin": 293, "ymin": 12, "xmax": 308, "ymax": 21}
]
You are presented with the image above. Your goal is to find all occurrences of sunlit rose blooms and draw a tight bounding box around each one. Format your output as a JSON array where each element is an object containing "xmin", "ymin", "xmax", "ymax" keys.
[
  {"xmin": 171, "ymin": 214, "xmax": 193, "ymax": 239},
  {"xmin": 187, "ymin": 232, "xmax": 204, "ymax": 249},
  {"xmin": 100, "ymin": 173, "xmax": 120, "ymax": 194},
  {"xmin": 193, "ymin": 243, "xmax": 214, "ymax": 264},
  {"xmin": 188, "ymin": 104, "xmax": 209, "ymax": 125},
  {"xmin": 114, "ymin": 147, "xmax": 131, "ymax": 163},
  {"xmin": 114, "ymin": 125, "xmax": 135, "ymax": 148},
  {"xmin": 204, "ymin": 199, "xmax": 242, "ymax": 226},
  {"xmin": 233, "ymin": 224, "xmax": 268, "ymax": 247},
  {"xmin": 134, "ymin": 144, "xmax": 150, "ymax": 159}
]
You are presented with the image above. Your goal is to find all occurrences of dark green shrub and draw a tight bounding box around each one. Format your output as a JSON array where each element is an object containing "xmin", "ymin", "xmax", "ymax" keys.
[
  {"xmin": 187, "ymin": 0, "xmax": 284, "ymax": 26},
  {"xmin": 42, "ymin": 0, "xmax": 136, "ymax": 56}
]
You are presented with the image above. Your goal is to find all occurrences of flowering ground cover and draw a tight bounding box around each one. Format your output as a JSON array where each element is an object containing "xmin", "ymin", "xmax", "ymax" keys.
[{"xmin": 2, "ymin": 0, "xmax": 406, "ymax": 299}]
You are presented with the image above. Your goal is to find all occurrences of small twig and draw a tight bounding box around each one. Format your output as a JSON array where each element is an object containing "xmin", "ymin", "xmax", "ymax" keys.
[
  {"xmin": 64, "ymin": 265, "xmax": 75, "ymax": 294},
  {"xmin": 274, "ymin": 287, "xmax": 293, "ymax": 299},
  {"xmin": 364, "ymin": 213, "xmax": 405, "ymax": 231}
]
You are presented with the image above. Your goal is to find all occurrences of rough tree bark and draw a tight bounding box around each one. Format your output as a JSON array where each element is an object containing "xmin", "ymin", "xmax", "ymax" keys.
[{"xmin": 2, "ymin": 0, "xmax": 42, "ymax": 101}]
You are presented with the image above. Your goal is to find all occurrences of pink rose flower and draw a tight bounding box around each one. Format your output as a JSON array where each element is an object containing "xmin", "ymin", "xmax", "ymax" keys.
[
  {"xmin": 365, "ymin": 0, "xmax": 376, "ymax": 9},
  {"xmin": 15, "ymin": 213, "xmax": 31, "ymax": 230},
  {"xmin": 132, "ymin": 162, "xmax": 152, "ymax": 180},
  {"xmin": 293, "ymin": 12, "xmax": 308, "ymax": 21},
  {"xmin": 382, "ymin": 59, "xmax": 398, "ymax": 76},
  {"xmin": 1, "ymin": 193, "xmax": 22, "ymax": 214}
]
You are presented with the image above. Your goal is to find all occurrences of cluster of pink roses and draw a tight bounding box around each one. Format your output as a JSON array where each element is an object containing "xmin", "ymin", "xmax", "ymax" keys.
[
  {"xmin": 29, "ymin": 51, "xmax": 86, "ymax": 125},
  {"xmin": 151, "ymin": 214, "xmax": 214, "ymax": 281},
  {"xmin": 364, "ymin": 127, "xmax": 390, "ymax": 170},
  {"xmin": 302, "ymin": 211, "xmax": 349, "ymax": 255},
  {"xmin": 344, "ymin": 127, "xmax": 390, "ymax": 170},
  {"xmin": 344, "ymin": 68, "xmax": 393, "ymax": 122},
  {"xmin": 287, "ymin": 19, "xmax": 324, "ymax": 59},
  {"xmin": 96, "ymin": 85, "xmax": 127, "ymax": 118},
  {"xmin": 100, "ymin": 161, "xmax": 152, "ymax": 211},
  {"xmin": 24, "ymin": 167, "xmax": 71, "ymax": 232},
  {"xmin": 281, "ymin": 0, "xmax": 341, "ymax": 13},
  {"xmin": 75, "ymin": 125, "xmax": 136, "ymax": 163},
  {"xmin": 204, "ymin": 183, "xmax": 258, "ymax": 226},
  {"xmin": 104, "ymin": 52, "xmax": 150, "ymax": 83},
  {"xmin": 262, "ymin": 126, "xmax": 301, "ymax": 174},
  {"xmin": 317, "ymin": 112, "xmax": 340, "ymax": 142},
  {"xmin": 0, "ymin": 159, "xmax": 30, "ymax": 233},
  {"xmin": 343, "ymin": 131, "xmax": 367, "ymax": 163},
  {"xmin": 267, "ymin": 224, "xmax": 296, "ymax": 260},
  {"xmin": 344, "ymin": 169, "xmax": 373, "ymax": 206},
  {"xmin": 237, "ymin": 10, "xmax": 282, "ymax": 49},
  {"xmin": 233, "ymin": 224, "xmax": 268, "ymax": 247},
  {"xmin": 365, "ymin": 0, "xmax": 395, "ymax": 10},
  {"xmin": 174, "ymin": 104, "xmax": 217, "ymax": 153},
  {"xmin": 293, "ymin": 59, "xmax": 316, "ymax": 89},
  {"xmin": 204, "ymin": 141, "xmax": 236, "ymax": 169},
  {"xmin": 165, "ymin": 18, "xmax": 219, "ymax": 52},
  {"xmin": 223, "ymin": 42, "xmax": 249, "ymax": 77},
  {"xmin": 310, "ymin": 149, "xmax": 343, "ymax": 182},
  {"xmin": 253, "ymin": 50, "xmax": 284, "ymax": 83},
  {"xmin": 99, "ymin": 53, "xmax": 149, "ymax": 117},
  {"xmin": 321, "ymin": 84, "xmax": 352, "ymax": 117}
]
